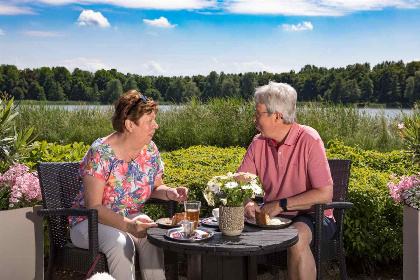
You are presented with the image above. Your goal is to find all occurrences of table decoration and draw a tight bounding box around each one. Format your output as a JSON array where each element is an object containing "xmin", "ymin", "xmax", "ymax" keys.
[{"xmin": 204, "ymin": 172, "xmax": 262, "ymax": 236}]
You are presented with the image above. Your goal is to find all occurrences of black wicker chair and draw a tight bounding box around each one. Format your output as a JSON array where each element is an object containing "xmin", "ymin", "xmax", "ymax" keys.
[
  {"xmin": 37, "ymin": 161, "xmax": 179, "ymax": 279},
  {"xmin": 257, "ymin": 159, "xmax": 353, "ymax": 280}
]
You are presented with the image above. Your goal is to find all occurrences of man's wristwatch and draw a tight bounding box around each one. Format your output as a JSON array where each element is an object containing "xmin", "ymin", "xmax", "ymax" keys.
[{"xmin": 279, "ymin": 198, "xmax": 288, "ymax": 212}]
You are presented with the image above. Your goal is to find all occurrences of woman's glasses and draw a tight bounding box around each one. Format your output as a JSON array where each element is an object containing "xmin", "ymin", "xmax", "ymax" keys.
[{"xmin": 126, "ymin": 95, "xmax": 147, "ymax": 118}]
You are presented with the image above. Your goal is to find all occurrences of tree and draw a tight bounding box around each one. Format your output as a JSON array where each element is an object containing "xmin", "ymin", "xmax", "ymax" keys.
[
  {"xmin": 203, "ymin": 71, "xmax": 221, "ymax": 100},
  {"xmin": 221, "ymin": 77, "xmax": 239, "ymax": 98},
  {"xmin": 182, "ymin": 80, "xmax": 200, "ymax": 101},
  {"xmin": 137, "ymin": 76, "xmax": 152, "ymax": 93},
  {"xmin": 0, "ymin": 65, "xmax": 19, "ymax": 95},
  {"xmin": 192, "ymin": 75, "xmax": 206, "ymax": 94},
  {"xmin": 240, "ymin": 72, "xmax": 257, "ymax": 100},
  {"xmin": 144, "ymin": 88, "xmax": 162, "ymax": 102},
  {"xmin": 124, "ymin": 76, "xmax": 138, "ymax": 92},
  {"xmin": 94, "ymin": 70, "xmax": 113, "ymax": 92},
  {"xmin": 53, "ymin": 66, "xmax": 72, "ymax": 96},
  {"xmin": 102, "ymin": 79, "xmax": 122, "ymax": 104},
  {"xmin": 48, "ymin": 82, "xmax": 65, "ymax": 101},
  {"xmin": 359, "ymin": 74, "xmax": 374, "ymax": 102},
  {"xmin": 28, "ymin": 81, "xmax": 45, "ymax": 100},
  {"xmin": 167, "ymin": 77, "xmax": 184, "ymax": 103},
  {"xmin": 11, "ymin": 87, "xmax": 25, "ymax": 100},
  {"xmin": 325, "ymin": 77, "xmax": 345, "ymax": 103},
  {"xmin": 154, "ymin": 76, "xmax": 170, "ymax": 101},
  {"xmin": 342, "ymin": 79, "xmax": 361, "ymax": 103}
]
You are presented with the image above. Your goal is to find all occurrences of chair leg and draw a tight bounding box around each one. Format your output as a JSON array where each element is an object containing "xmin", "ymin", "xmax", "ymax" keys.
[
  {"xmin": 338, "ymin": 242, "xmax": 348, "ymax": 280},
  {"xmin": 47, "ymin": 249, "xmax": 56, "ymax": 280},
  {"xmin": 316, "ymin": 258, "xmax": 322, "ymax": 280}
]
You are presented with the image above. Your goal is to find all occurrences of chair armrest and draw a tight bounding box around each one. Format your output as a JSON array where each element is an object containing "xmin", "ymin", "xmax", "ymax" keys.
[
  {"xmin": 316, "ymin": 201, "xmax": 354, "ymax": 210},
  {"xmin": 38, "ymin": 208, "xmax": 97, "ymax": 217},
  {"xmin": 38, "ymin": 208, "xmax": 100, "ymax": 260},
  {"xmin": 146, "ymin": 198, "xmax": 178, "ymax": 217}
]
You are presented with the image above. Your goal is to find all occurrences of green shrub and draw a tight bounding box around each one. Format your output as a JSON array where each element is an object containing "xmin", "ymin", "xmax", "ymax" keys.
[{"xmin": 19, "ymin": 140, "xmax": 416, "ymax": 270}]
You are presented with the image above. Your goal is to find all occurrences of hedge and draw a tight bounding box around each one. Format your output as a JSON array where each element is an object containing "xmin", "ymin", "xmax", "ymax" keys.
[{"xmin": 20, "ymin": 139, "xmax": 419, "ymax": 268}]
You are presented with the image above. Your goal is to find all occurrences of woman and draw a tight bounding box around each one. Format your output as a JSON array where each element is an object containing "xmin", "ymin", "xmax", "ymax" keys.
[{"xmin": 69, "ymin": 90, "xmax": 188, "ymax": 280}]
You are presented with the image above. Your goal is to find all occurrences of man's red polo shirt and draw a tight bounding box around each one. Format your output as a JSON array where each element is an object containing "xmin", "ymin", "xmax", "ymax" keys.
[{"xmin": 237, "ymin": 122, "xmax": 333, "ymax": 218}]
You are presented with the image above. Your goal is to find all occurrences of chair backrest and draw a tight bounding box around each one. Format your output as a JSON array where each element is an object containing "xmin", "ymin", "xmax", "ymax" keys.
[
  {"xmin": 38, "ymin": 162, "xmax": 81, "ymax": 248},
  {"xmin": 327, "ymin": 159, "xmax": 351, "ymax": 233}
]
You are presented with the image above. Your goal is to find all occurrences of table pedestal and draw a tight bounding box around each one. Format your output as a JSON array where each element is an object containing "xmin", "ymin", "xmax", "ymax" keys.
[{"xmin": 188, "ymin": 254, "xmax": 257, "ymax": 280}]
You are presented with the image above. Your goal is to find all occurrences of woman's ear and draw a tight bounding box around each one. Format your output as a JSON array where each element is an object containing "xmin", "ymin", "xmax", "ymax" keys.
[
  {"xmin": 124, "ymin": 119, "xmax": 133, "ymax": 132},
  {"xmin": 275, "ymin": 112, "xmax": 283, "ymax": 122}
]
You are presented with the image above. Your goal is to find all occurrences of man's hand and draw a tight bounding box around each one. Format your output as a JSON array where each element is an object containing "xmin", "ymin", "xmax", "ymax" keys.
[
  {"xmin": 261, "ymin": 200, "xmax": 282, "ymax": 217},
  {"xmin": 244, "ymin": 200, "xmax": 260, "ymax": 219},
  {"xmin": 167, "ymin": 187, "xmax": 189, "ymax": 202}
]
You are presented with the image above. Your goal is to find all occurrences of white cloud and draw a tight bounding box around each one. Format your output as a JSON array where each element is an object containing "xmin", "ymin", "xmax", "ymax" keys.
[
  {"xmin": 38, "ymin": 0, "xmax": 216, "ymax": 10},
  {"xmin": 224, "ymin": 0, "xmax": 420, "ymax": 16},
  {"xmin": 232, "ymin": 61, "xmax": 278, "ymax": 74},
  {"xmin": 21, "ymin": 30, "xmax": 64, "ymax": 37},
  {"xmin": 143, "ymin": 17, "xmax": 177, "ymax": 28},
  {"xmin": 0, "ymin": 29, "xmax": 4, "ymax": 35},
  {"xmin": 62, "ymin": 57, "xmax": 110, "ymax": 72},
  {"xmin": 76, "ymin": 10, "xmax": 110, "ymax": 28},
  {"xmin": 143, "ymin": 61, "xmax": 166, "ymax": 75},
  {"xmin": 0, "ymin": 3, "xmax": 35, "ymax": 15},
  {"xmin": 282, "ymin": 22, "xmax": 313, "ymax": 32}
]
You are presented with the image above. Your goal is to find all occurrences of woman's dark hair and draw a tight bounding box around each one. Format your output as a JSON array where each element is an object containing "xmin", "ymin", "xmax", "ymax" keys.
[{"xmin": 112, "ymin": 90, "xmax": 159, "ymax": 133}]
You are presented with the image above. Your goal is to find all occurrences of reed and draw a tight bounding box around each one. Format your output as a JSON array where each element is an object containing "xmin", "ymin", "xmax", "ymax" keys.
[{"xmin": 15, "ymin": 99, "xmax": 403, "ymax": 152}]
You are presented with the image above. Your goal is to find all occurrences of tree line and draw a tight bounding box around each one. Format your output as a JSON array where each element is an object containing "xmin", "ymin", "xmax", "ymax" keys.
[{"xmin": 1, "ymin": 60, "xmax": 419, "ymax": 105}]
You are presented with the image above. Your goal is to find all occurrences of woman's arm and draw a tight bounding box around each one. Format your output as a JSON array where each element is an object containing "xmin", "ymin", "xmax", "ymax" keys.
[
  {"xmin": 83, "ymin": 175, "xmax": 156, "ymax": 238},
  {"xmin": 150, "ymin": 177, "xmax": 189, "ymax": 202}
]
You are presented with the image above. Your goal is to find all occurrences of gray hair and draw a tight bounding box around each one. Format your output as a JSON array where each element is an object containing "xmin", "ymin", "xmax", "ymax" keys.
[{"xmin": 254, "ymin": 81, "xmax": 297, "ymax": 124}]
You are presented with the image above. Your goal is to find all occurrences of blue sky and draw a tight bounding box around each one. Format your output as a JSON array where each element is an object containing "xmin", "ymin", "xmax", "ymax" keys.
[{"xmin": 0, "ymin": 0, "xmax": 419, "ymax": 76}]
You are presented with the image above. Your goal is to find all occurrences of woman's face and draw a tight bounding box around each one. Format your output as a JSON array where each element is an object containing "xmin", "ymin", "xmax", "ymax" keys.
[{"xmin": 131, "ymin": 111, "xmax": 159, "ymax": 147}]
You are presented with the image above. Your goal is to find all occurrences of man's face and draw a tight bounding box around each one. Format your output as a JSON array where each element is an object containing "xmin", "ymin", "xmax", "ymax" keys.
[{"xmin": 254, "ymin": 103, "xmax": 274, "ymax": 138}]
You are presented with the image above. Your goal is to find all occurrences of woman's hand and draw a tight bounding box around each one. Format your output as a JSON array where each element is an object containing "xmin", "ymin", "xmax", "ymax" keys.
[
  {"xmin": 167, "ymin": 187, "xmax": 189, "ymax": 202},
  {"xmin": 127, "ymin": 217, "xmax": 157, "ymax": 238}
]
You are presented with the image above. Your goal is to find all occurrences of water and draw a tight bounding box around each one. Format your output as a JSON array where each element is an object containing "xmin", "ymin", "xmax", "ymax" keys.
[{"xmin": 19, "ymin": 104, "xmax": 413, "ymax": 119}]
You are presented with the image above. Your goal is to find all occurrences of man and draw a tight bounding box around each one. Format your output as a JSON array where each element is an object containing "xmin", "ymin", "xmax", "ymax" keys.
[{"xmin": 237, "ymin": 82, "xmax": 335, "ymax": 280}]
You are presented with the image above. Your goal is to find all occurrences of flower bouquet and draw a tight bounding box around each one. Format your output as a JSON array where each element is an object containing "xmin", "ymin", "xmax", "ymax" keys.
[
  {"xmin": 203, "ymin": 172, "xmax": 262, "ymax": 207},
  {"xmin": 388, "ymin": 173, "xmax": 420, "ymax": 210}
]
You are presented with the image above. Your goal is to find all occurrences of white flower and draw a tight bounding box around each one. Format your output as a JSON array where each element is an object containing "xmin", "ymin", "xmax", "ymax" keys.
[
  {"xmin": 241, "ymin": 184, "xmax": 252, "ymax": 190},
  {"xmin": 224, "ymin": 181, "xmax": 238, "ymax": 189},
  {"xmin": 398, "ymin": 123, "xmax": 405, "ymax": 130},
  {"xmin": 251, "ymin": 182, "xmax": 262, "ymax": 194}
]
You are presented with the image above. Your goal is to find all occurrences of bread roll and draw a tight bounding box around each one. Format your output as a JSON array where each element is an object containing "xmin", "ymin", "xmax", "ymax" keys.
[
  {"xmin": 171, "ymin": 213, "xmax": 185, "ymax": 225},
  {"xmin": 255, "ymin": 212, "xmax": 269, "ymax": 225}
]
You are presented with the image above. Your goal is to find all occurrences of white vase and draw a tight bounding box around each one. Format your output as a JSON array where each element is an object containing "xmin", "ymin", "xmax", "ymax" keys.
[
  {"xmin": 219, "ymin": 205, "xmax": 244, "ymax": 236},
  {"xmin": 403, "ymin": 205, "xmax": 420, "ymax": 280},
  {"xmin": 0, "ymin": 205, "xmax": 44, "ymax": 280}
]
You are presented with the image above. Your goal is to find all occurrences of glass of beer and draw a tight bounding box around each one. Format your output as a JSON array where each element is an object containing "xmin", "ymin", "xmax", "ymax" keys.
[{"xmin": 184, "ymin": 200, "xmax": 201, "ymax": 230}]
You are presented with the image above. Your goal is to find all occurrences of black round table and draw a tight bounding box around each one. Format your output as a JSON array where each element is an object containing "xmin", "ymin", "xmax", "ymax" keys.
[{"xmin": 147, "ymin": 223, "xmax": 298, "ymax": 280}]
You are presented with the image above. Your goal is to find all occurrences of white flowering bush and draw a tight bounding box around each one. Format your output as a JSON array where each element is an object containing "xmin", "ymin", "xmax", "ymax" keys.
[
  {"xmin": 388, "ymin": 173, "xmax": 420, "ymax": 210},
  {"xmin": 204, "ymin": 172, "xmax": 262, "ymax": 207},
  {"xmin": 0, "ymin": 163, "xmax": 42, "ymax": 210}
]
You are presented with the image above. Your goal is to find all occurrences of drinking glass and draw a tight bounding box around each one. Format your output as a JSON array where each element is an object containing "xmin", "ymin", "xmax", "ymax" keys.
[{"xmin": 184, "ymin": 200, "xmax": 201, "ymax": 230}]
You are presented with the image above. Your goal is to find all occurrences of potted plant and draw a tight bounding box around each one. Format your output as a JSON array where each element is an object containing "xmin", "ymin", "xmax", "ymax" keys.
[
  {"xmin": 204, "ymin": 172, "xmax": 262, "ymax": 236},
  {"xmin": 0, "ymin": 163, "xmax": 44, "ymax": 279},
  {"xmin": 388, "ymin": 172, "xmax": 420, "ymax": 280}
]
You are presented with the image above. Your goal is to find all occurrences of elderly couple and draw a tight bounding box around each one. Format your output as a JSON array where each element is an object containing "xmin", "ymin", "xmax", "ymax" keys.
[{"xmin": 69, "ymin": 82, "xmax": 335, "ymax": 280}]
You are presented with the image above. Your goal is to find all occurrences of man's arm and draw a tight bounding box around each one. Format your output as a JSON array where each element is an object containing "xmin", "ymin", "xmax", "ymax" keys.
[{"xmin": 261, "ymin": 185, "xmax": 332, "ymax": 217}]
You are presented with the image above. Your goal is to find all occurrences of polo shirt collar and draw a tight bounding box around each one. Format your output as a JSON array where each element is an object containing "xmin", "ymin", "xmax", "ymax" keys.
[{"xmin": 267, "ymin": 122, "xmax": 300, "ymax": 147}]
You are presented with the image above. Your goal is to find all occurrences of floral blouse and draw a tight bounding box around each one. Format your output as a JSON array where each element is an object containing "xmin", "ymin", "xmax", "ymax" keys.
[{"xmin": 69, "ymin": 133, "xmax": 164, "ymax": 228}]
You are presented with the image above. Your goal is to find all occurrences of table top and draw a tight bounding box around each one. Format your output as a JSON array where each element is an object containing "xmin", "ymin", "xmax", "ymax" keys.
[{"xmin": 147, "ymin": 224, "xmax": 299, "ymax": 257}]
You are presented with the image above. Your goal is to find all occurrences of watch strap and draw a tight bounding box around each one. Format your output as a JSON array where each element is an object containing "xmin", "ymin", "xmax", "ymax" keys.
[{"xmin": 279, "ymin": 198, "xmax": 288, "ymax": 212}]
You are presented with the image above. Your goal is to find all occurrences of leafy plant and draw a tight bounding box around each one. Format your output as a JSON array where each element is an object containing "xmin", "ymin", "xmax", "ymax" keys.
[
  {"xmin": 398, "ymin": 103, "xmax": 420, "ymax": 163},
  {"xmin": 0, "ymin": 94, "xmax": 36, "ymax": 172}
]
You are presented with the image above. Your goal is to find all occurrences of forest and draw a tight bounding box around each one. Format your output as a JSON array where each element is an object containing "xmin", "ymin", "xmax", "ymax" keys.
[{"xmin": 1, "ymin": 60, "xmax": 419, "ymax": 105}]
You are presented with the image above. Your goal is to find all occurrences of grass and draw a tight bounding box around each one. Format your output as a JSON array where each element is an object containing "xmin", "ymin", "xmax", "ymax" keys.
[{"xmin": 15, "ymin": 99, "xmax": 404, "ymax": 152}]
